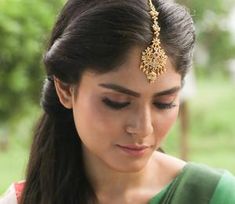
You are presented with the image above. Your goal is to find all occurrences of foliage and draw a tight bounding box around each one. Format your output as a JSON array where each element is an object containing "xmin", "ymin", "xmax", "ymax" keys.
[
  {"xmin": 179, "ymin": 0, "xmax": 235, "ymax": 75},
  {"xmin": 163, "ymin": 76, "xmax": 235, "ymax": 173},
  {"xmin": 0, "ymin": 0, "xmax": 64, "ymax": 122}
]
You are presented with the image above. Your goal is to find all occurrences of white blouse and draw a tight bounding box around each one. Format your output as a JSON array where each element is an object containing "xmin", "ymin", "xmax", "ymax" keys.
[{"xmin": 0, "ymin": 184, "xmax": 17, "ymax": 204}]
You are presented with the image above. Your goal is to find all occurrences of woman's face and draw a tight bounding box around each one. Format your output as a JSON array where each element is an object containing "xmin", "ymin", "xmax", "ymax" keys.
[{"xmin": 70, "ymin": 47, "xmax": 181, "ymax": 172}]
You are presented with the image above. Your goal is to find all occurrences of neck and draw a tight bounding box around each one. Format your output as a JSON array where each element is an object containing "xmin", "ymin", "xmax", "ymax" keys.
[{"xmin": 82, "ymin": 148, "xmax": 157, "ymax": 194}]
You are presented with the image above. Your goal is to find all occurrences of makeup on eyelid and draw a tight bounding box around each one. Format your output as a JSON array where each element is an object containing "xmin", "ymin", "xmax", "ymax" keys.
[
  {"xmin": 154, "ymin": 94, "xmax": 178, "ymax": 105},
  {"xmin": 102, "ymin": 97, "xmax": 177, "ymax": 110},
  {"xmin": 102, "ymin": 98, "xmax": 130, "ymax": 110}
]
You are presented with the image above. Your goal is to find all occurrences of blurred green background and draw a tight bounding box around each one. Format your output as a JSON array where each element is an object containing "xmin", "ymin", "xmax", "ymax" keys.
[{"xmin": 1, "ymin": 0, "xmax": 235, "ymax": 194}]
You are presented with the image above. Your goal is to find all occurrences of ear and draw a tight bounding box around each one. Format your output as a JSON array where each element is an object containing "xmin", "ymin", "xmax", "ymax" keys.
[{"xmin": 54, "ymin": 77, "xmax": 73, "ymax": 109}]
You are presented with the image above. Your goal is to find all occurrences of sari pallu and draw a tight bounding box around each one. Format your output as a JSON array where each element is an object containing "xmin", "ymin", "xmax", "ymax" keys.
[{"xmin": 150, "ymin": 163, "xmax": 235, "ymax": 204}]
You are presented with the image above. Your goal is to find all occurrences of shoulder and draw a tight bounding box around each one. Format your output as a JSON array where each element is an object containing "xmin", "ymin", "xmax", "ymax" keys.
[
  {"xmin": 155, "ymin": 152, "xmax": 186, "ymax": 178},
  {"xmin": 157, "ymin": 161, "xmax": 233, "ymax": 203},
  {"xmin": 151, "ymin": 152, "xmax": 186, "ymax": 187},
  {"xmin": 175, "ymin": 162, "xmax": 234, "ymax": 203},
  {"xmin": 0, "ymin": 181, "xmax": 25, "ymax": 204},
  {"xmin": 210, "ymin": 171, "xmax": 235, "ymax": 204}
]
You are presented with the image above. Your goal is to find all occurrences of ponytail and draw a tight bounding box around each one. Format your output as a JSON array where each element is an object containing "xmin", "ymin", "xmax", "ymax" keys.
[{"xmin": 20, "ymin": 79, "xmax": 96, "ymax": 204}]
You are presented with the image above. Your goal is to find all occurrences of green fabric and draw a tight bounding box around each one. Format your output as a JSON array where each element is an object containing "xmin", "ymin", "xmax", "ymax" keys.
[
  {"xmin": 149, "ymin": 163, "xmax": 225, "ymax": 204},
  {"xmin": 164, "ymin": 163, "xmax": 222, "ymax": 204},
  {"xmin": 149, "ymin": 181, "xmax": 173, "ymax": 204},
  {"xmin": 209, "ymin": 171, "xmax": 235, "ymax": 204}
]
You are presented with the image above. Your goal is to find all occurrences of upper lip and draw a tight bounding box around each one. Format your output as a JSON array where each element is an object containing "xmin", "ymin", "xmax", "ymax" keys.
[{"xmin": 117, "ymin": 144, "xmax": 149, "ymax": 150}]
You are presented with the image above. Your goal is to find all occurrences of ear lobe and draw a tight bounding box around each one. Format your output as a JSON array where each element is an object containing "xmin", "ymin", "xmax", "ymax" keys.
[{"xmin": 54, "ymin": 77, "xmax": 73, "ymax": 109}]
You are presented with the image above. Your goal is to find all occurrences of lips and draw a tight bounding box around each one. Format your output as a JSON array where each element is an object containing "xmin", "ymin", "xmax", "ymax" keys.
[{"xmin": 116, "ymin": 144, "xmax": 149, "ymax": 157}]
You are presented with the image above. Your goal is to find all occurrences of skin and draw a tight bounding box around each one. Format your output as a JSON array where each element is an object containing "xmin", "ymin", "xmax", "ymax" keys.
[{"xmin": 55, "ymin": 47, "xmax": 186, "ymax": 204}]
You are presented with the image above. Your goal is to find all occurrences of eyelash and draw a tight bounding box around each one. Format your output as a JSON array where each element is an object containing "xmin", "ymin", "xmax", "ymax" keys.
[
  {"xmin": 102, "ymin": 98, "xmax": 130, "ymax": 110},
  {"xmin": 153, "ymin": 102, "xmax": 176, "ymax": 109},
  {"xmin": 102, "ymin": 98, "xmax": 176, "ymax": 110}
]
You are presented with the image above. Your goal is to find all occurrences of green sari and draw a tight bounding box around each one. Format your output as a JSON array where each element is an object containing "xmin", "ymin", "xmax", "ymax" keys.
[{"xmin": 149, "ymin": 163, "xmax": 235, "ymax": 204}]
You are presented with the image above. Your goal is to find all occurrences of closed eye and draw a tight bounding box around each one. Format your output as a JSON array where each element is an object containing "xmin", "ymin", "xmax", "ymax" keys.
[
  {"xmin": 153, "ymin": 102, "xmax": 176, "ymax": 109},
  {"xmin": 102, "ymin": 98, "xmax": 130, "ymax": 110}
]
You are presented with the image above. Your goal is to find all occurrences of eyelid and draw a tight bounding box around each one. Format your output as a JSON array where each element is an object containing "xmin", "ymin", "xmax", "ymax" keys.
[
  {"xmin": 153, "ymin": 95, "xmax": 178, "ymax": 109},
  {"xmin": 155, "ymin": 94, "xmax": 177, "ymax": 102},
  {"xmin": 102, "ymin": 98, "xmax": 130, "ymax": 110},
  {"xmin": 101, "ymin": 93, "xmax": 131, "ymax": 102},
  {"xmin": 155, "ymin": 93, "xmax": 177, "ymax": 98},
  {"xmin": 102, "ymin": 97, "xmax": 130, "ymax": 104},
  {"xmin": 153, "ymin": 101, "xmax": 177, "ymax": 109}
]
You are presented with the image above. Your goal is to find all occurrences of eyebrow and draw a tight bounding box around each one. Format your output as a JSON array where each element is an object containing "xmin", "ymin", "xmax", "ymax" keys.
[{"xmin": 99, "ymin": 83, "xmax": 181, "ymax": 97}]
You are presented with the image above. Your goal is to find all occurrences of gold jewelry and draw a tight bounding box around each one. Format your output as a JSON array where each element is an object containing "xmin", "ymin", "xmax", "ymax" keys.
[{"xmin": 140, "ymin": 0, "xmax": 167, "ymax": 83}]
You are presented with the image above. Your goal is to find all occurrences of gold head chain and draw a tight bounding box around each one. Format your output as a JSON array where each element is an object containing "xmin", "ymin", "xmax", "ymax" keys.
[{"xmin": 140, "ymin": 0, "xmax": 167, "ymax": 83}]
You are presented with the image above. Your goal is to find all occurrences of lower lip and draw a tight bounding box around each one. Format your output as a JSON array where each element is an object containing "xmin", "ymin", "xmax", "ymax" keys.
[{"xmin": 117, "ymin": 145, "xmax": 148, "ymax": 157}]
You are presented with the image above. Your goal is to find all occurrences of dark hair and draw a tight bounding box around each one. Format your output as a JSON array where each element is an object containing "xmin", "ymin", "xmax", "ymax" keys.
[{"xmin": 20, "ymin": 0, "xmax": 195, "ymax": 203}]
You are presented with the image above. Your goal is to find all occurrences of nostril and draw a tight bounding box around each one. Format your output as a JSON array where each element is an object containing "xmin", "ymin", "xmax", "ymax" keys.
[{"xmin": 125, "ymin": 122, "xmax": 154, "ymax": 137}]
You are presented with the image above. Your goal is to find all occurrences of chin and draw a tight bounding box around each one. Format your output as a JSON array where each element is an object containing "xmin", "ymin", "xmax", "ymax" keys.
[{"xmin": 108, "ymin": 160, "xmax": 150, "ymax": 173}]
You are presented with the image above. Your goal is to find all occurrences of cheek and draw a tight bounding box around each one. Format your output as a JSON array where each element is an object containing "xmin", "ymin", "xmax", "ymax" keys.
[
  {"xmin": 155, "ymin": 107, "xmax": 179, "ymax": 141},
  {"xmin": 72, "ymin": 96, "xmax": 122, "ymax": 140}
]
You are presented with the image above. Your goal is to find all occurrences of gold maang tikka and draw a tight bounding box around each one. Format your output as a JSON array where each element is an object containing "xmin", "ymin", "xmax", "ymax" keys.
[{"xmin": 140, "ymin": 0, "xmax": 167, "ymax": 83}]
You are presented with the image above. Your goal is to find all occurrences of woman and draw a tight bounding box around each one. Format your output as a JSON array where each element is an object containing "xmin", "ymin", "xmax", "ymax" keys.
[{"xmin": 1, "ymin": 0, "xmax": 235, "ymax": 203}]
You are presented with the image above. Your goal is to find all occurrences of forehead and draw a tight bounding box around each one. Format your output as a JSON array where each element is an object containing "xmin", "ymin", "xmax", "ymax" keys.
[{"xmin": 79, "ymin": 47, "xmax": 181, "ymax": 95}]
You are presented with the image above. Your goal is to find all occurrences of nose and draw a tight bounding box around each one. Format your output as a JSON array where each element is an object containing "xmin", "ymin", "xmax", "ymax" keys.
[{"xmin": 125, "ymin": 107, "xmax": 154, "ymax": 138}]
